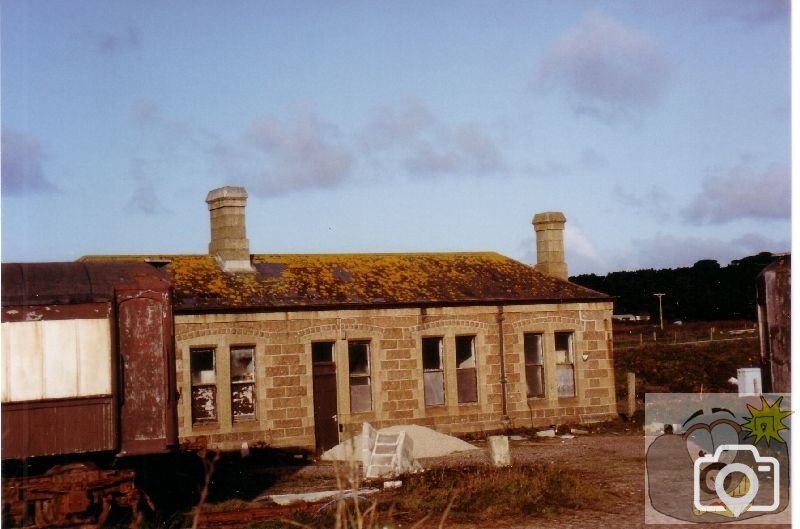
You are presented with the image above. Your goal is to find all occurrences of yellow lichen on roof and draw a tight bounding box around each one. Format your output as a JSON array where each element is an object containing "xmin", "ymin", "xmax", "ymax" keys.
[{"xmin": 146, "ymin": 252, "xmax": 608, "ymax": 311}]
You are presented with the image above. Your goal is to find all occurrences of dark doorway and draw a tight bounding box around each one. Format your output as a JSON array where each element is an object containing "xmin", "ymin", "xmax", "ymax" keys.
[{"xmin": 312, "ymin": 341, "xmax": 339, "ymax": 453}]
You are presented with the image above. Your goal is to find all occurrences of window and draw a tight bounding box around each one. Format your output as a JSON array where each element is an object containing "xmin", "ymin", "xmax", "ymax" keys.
[
  {"xmin": 230, "ymin": 346, "xmax": 255, "ymax": 421},
  {"xmin": 422, "ymin": 337, "xmax": 445, "ymax": 406},
  {"xmin": 524, "ymin": 333, "xmax": 545, "ymax": 398},
  {"xmin": 312, "ymin": 341, "xmax": 335, "ymax": 363},
  {"xmin": 455, "ymin": 335, "xmax": 478, "ymax": 403},
  {"xmin": 348, "ymin": 341, "xmax": 372, "ymax": 413},
  {"xmin": 555, "ymin": 332, "xmax": 576, "ymax": 398},
  {"xmin": 190, "ymin": 348, "xmax": 217, "ymax": 423}
]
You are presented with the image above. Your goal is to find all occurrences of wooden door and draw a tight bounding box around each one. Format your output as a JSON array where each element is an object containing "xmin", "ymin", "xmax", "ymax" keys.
[{"xmin": 312, "ymin": 342, "xmax": 339, "ymax": 453}]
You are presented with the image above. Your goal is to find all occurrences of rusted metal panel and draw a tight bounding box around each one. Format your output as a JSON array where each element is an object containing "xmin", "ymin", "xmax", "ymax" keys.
[
  {"xmin": 1, "ymin": 397, "xmax": 115, "ymax": 459},
  {"xmin": 1, "ymin": 261, "xmax": 168, "ymax": 307},
  {"xmin": 116, "ymin": 277, "xmax": 178, "ymax": 455},
  {"xmin": 2, "ymin": 302, "xmax": 110, "ymax": 323},
  {"xmin": 757, "ymin": 255, "xmax": 791, "ymax": 393}
]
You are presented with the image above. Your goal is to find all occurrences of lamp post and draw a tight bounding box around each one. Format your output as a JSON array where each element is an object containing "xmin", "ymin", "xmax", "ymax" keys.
[{"xmin": 654, "ymin": 293, "xmax": 665, "ymax": 330}]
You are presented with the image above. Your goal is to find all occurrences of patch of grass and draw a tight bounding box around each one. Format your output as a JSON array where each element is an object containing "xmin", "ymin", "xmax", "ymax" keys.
[
  {"xmin": 615, "ymin": 337, "xmax": 760, "ymax": 398},
  {"xmin": 384, "ymin": 463, "xmax": 605, "ymax": 523},
  {"xmin": 258, "ymin": 463, "xmax": 604, "ymax": 528}
]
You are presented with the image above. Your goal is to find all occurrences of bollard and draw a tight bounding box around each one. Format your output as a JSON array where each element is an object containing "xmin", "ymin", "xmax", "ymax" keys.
[
  {"xmin": 627, "ymin": 372, "xmax": 636, "ymax": 418},
  {"xmin": 487, "ymin": 435, "xmax": 511, "ymax": 467}
]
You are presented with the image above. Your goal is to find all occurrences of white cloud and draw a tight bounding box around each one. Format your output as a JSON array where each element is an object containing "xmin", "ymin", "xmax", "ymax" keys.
[
  {"xmin": 361, "ymin": 98, "xmax": 506, "ymax": 177},
  {"xmin": 210, "ymin": 108, "xmax": 354, "ymax": 197},
  {"xmin": 683, "ymin": 162, "xmax": 790, "ymax": 223},
  {"xmin": 537, "ymin": 11, "xmax": 671, "ymax": 123}
]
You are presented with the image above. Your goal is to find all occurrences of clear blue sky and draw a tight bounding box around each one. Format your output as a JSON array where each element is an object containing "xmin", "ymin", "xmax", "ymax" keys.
[{"xmin": 2, "ymin": 0, "xmax": 791, "ymax": 275}]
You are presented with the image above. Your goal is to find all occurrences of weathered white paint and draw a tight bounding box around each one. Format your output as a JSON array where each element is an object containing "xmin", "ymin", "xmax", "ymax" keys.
[{"xmin": 2, "ymin": 319, "xmax": 112, "ymax": 403}]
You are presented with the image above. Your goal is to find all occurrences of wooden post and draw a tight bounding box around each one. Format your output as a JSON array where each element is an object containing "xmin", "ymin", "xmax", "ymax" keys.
[{"xmin": 627, "ymin": 372, "xmax": 636, "ymax": 418}]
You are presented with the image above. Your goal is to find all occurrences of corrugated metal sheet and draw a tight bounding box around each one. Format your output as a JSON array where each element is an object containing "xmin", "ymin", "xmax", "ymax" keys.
[{"xmin": 1, "ymin": 261, "xmax": 169, "ymax": 306}]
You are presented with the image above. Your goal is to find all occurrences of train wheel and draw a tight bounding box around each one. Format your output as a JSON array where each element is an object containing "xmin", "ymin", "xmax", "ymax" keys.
[{"xmin": 33, "ymin": 497, "xmax": 62, "ymax": 527}]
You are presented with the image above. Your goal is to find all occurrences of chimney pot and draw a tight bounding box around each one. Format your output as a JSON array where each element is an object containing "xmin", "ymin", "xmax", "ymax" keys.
[
  {"xmin": 206, "ymin": 186, "xmax": 253, "ymax": 273},
  {"xmin": 532, "ymin": 211, "xmax": 568, "ymax": 281}
]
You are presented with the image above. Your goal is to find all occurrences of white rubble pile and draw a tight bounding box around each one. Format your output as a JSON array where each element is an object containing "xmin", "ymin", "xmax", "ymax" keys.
[{"xmin": 321, "ymin": 424, "xmax": 478, "ymax": 461}]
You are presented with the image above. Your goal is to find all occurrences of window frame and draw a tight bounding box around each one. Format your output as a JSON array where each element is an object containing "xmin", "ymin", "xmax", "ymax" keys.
[
  {"xmin": 348, "ymin": 340, "xmax": 372, "ymax": 413},
  {"xmin": 421, "ymin": 336, "xmax": 446, "ymax": 407},
  {"xmin": 523, "ymin": 333, "xmax": 546, "ymax": 399},
  {"xmin": 230, "ymin": 345, "xmax": 256, "ymax": 422},
  {"xmin": 554, "ymin": 331, "xmax": 576, "ymax": 398},
  {"xmin": 190, "ymin": 347, "xmax": 218, "ymax": 424},
  {"xmin": 454, "ymin": 334, "xmax": 478, "ymax": 404}
]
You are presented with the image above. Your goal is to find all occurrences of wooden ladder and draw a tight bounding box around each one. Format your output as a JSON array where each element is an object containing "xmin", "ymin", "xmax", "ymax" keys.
[{"xmin": 364, "ymin": 431, "xmax": 406, "ymax": 479}]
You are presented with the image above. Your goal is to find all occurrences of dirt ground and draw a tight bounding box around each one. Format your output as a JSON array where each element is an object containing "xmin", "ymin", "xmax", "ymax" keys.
[{"xmin": 214, "ymin": 427, "xmax": 790, "ymax": 529}]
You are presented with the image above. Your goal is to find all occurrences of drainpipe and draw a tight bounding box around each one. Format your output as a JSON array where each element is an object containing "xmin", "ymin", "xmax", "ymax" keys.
[{"xmin": 497, "ymin": 305, "xmax": 511, "ymax": 429}]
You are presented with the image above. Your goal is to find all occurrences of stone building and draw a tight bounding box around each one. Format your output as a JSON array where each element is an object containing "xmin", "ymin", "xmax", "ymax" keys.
[{"xmin": 87, "ymin": 187, "xmax": 615, "ymax": 452}]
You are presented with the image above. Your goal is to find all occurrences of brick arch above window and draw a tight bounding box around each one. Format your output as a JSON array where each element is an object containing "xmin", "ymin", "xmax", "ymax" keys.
[
  {"xmin": 176, "ymin": 327, "xmax": 276, "ymax": 342},
  {"xmin": 296, "ymin": 321, "xmax": 386, "ymax": 338},
  {"xmin": 411, "ymin": 319, "xmax": 489, "ymax": 333},
  {"xmin": 511, "ymin": 316, "xmax": 582, "ymax": 331}
]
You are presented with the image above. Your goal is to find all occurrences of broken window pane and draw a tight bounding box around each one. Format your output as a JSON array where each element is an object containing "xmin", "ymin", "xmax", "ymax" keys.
[
  {"xmin": 455, "ymin": 336, "xmax": 478, "ymax": 403},
  {"xmin": 422, "ymin": 337, "xmax": 444, "ymax": 406},
  {"xmin": 191, "ymin": 386, "xmax": 217, "ymax": 422},
  {"xmin": 231, "ymin": 382, "xmax": 255, "ymax": 417},
  {"xmin": 231, "ymin": 346, "xmax": 255, "ymax": 420},
  {"xmin": 230, "ymin": 346, "xmax": 255, "ymax": 383},
  {"xmin": 524, "ymin": 334, "xmax": 544, "ymax": 398},
  {"xmin": 348, "ymin": 341, "xmax": 372, "ymax": 413},
  {"xmin": 191, "ymin": 348, "xmax": 216, "ymax": 385},
  {"xmin": 190, "ymin": 348, "xmax": 217, "ymax": 422},
  {"xmin": 312, "ymin": 341, "xmax": 335, "ymax": 363},
  {"xmin": 455, "ymin": 335, "xmax": 476, "ymax": 368},
  {"xmin": 555, "ymin": 332, "xmax": 575, "ymax": 398},
  {"xmin": 348, "ymin": 341, "xmax": 370, "ymax": 375},
  {"xmin": 422, "ymin": 337, "xmax": 443, "ymax": 370}
]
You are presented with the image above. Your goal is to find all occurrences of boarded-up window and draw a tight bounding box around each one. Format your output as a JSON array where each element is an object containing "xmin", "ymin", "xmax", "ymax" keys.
[
  {"xmin": 555, "ymin": 332, "xmax": 575, "ymax": 398},
  {"xmin": 422, "ymin": 337, "xmax": 445, "ymax": 406},
  {"xmin": 455, "ymin": 335, "xmax": 478, "ymax": 403},
  {"xmin": 191, "ymin": 348, "xmax": 217, "ymax": 423},
  {"xmin": 524, "ymin": 333, "xmax": 545, "ymax": 398},
  {"xmin": 348, "ymin": 341, "xmax": 372, "ymax": 413},
  {"xmin": 230, "ymin": 346, "xmax": 255, "ymax": 420}
]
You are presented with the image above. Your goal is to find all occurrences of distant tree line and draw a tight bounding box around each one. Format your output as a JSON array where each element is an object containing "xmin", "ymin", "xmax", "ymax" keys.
[{"xmin": 570, "ymin": 252, "xmax": 778, "ymax": 322}]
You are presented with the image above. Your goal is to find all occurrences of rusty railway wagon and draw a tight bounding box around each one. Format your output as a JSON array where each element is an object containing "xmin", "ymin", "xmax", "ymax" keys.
[{"xmin": 1, "ymin": 262, "xmax": 178, "ymax": 527}]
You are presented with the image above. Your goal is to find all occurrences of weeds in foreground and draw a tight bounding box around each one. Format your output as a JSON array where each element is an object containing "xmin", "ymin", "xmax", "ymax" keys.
[{"xmin": 255, "ymin": 462, "xmax": 604, "ymax": 528}]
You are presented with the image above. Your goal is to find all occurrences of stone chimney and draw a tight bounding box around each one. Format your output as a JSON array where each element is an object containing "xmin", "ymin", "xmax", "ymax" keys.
[
  {"xmin": 206, "ymin": 186, "xmax": 254, "ymax": 273},
  {"xmin": 532, "ymin": 212, "xmax": 568, "ymax": 281}
]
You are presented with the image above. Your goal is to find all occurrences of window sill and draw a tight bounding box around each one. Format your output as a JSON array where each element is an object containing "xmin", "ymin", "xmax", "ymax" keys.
[{"xmin": 191, "ymin": 421, "xmax": 219, "ymax": 430}]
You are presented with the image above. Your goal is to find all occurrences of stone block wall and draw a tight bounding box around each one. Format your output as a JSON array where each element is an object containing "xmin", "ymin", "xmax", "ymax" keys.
[{"xmin": 174, "ymin": 301, "xmax": 615, "ymax": 451}]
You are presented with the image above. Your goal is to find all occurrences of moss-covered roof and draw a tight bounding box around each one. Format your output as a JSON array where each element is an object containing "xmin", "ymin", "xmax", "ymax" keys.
[{"xmin": 80, "ymin": 252, "xmax": 610, "ymax": 312}]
